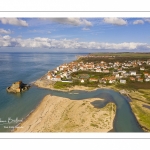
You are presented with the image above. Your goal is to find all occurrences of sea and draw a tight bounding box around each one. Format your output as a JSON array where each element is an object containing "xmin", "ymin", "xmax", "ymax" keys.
[{"xmin": 0, "ymin": 52, "xmax": 143, "ymax": 132}]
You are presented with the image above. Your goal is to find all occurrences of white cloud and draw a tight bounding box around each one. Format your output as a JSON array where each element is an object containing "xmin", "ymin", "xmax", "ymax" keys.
[
  {"xmin": 133, "ymin": 20, "xmax": 144, "ymax": 25},
  {"xmin": 82, "ymin": 27, "xmax": 90, "ymax": 31},
  {"xmin": 144, "ymin": 18, "xmax": 150, "ymax": 23},
  {"xmin": 0, "ymin": 28, "xmax": 11, "ymax": 34},
  {"xmin": 0, "ymin": 18, "xmax": 28, "ymax": 27},
  {"xmin": 0, "ymin": 35, "xmax": 149, "ymax": 51},
  {"xmin": 44, "ymin": 18, "xmax": 92, "ymax": 27},
  {"xmin": 103, "ymin": 17, "xmax": 127, "ymax": 25}
]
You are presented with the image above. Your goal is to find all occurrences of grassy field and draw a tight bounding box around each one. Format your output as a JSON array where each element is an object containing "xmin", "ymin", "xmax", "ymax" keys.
[
  {"xmin": 78, "ymin": 52, "xmax": 150, "ymax": 63},
  {"xmin": 53, "ymin": 81, "xmax": 72, "ymax": 90},
  {"xmin": 107, "ymin": 84, "xmax": 150, "ymax": 132},
  {"xmin": 89, "ymin": 52, "xmax": 150, "ymax": 58},
  {"xmin": 115, "ymin": 82, "xmax": 150, "ymax": 90},
  {"xmin": 130, "ymin": 100, "xmax": 150, "ymax": 132}
]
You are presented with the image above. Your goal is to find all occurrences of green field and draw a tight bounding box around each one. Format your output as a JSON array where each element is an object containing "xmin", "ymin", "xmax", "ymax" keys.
[
  {"xmin": 89, "ymin": 52, "xmax": 150, "ymax": 58},
  {"xmin": 78, "ymin": 52, "xmax": 150, "ymax": 63}
]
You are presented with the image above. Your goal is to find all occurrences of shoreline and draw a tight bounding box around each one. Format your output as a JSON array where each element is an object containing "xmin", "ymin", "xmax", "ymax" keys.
[
  {"xmin": 105, "ymin": 85, "xmax": 150, "ymax": 132},
  {"xmin": 13, "ymin": 82, "xmax": 149, "ymax": 132},
  {"xmin": 33, "ymin": 79, "xmax": 100, "ymax": 92},
  {"xmin": 14, "ymin": 94, "xmax": 116, "ymax": 132},
  {"xmin": 34, "ymin": 77, "xmax": 150, "ymax": 132}
]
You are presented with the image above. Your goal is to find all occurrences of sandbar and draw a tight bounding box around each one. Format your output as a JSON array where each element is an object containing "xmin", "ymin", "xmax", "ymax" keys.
[{"xmin": 14, "ymin": 95, "xmax": 116, "ymax": 132}]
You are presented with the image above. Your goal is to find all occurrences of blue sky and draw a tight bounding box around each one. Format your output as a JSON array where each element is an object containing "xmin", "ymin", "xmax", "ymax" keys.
[{"xmin": 0, "ymin": 17, "xmax": 150, "ymax": 52}]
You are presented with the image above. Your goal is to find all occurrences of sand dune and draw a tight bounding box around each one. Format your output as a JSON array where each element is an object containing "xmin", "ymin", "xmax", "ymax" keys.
[{"xmin": 14, "ymin": 95, "xmax": 116, "ymax": 132}]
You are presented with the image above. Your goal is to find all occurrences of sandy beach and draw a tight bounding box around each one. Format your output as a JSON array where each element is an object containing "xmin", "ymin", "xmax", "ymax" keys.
[{"xmin": 14, "ymin": 95, "xmax": 116, "ymax": 132}]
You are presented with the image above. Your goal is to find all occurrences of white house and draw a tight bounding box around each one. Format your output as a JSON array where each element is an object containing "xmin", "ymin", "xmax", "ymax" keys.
[
  {"xmin": 81, "ymin": 79, "xmax": 84, "ymax": 83},
  {"xmin": 140, "ymin": 67, "xmax": 145, "ymax": 71},
  {"xmin": 120, "ymin": 79, "xmax": 126, "ymax": 84},
  {"xmin": 54, "ymin": 70, "xmax": 57, "ymax": 74},
  {"xmin": 96, "ymin": 68, "xmax": 102, "ymax": 72},
  {"xmin": 53, "ymin": 75, "xmax": 61, "ymax": 81},
  {"xmin": 56, "ymin": 67, "xmax": 60, "ymax": 71},
  {"xmin": 145, "ymin": 78, "xmax": 150, "ymax": 82},
  {"xmin": 72, "ymin": 68, "xmax": 77, "ymax": 72},
  {"xmin": 109, "ymin": 80, "xmax": 116, "ymax": 84},
  {"xmin": 103, "ymin": 69, "xmax": 109, "ymax": 73},
  {"xmin": 130, "ymin": 71, "xmax": 136, "ymax": 76},
  {"xmin": 47, "ymin": 72, "xmax": 52, "ymax": 80},
  {"xmin": 63, "ymin": 71, "xmax": 68, "ymax": 78},
  {"xmin": 115, "ymin": 74, "xmax": 120, "ymax": 79}
]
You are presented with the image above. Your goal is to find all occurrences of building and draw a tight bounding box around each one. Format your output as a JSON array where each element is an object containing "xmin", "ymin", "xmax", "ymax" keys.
[
  {"xmin": 47, "ymin": 72, "xmax": 52, "ymax": 80},
  {"xmin": 140, "ymin": 67, "xmax": 145, "ymax": 71},
  {"xmin": 130, "ymin": 77, "xmax": 136, "ymax": 81},
  {"xmin": 53, "ymin": 75, "xmax": 61, "ymax": 81},
  {"xmin": 96, "ymin": 68, "xmax": 102, "ymax": 72},
  {"xmin": 120, "ymin": 79, "xmax": 126, "ymax": 84},
  {"xmin": 137, "ymin": 78, "xmax": 143, "ymax": 82},
  {"xmin": 145, "ymin": 78, "xmax": 150, "ymax": 82},
  {"xmin": 89, "ymin": 78, "xmax": 98, "ymax": 82},
  {"xmin": 130, "ymin": 71, "xmax": 136, "ymax": 76},
  {"xmin": 80, "ymin": 79, "xmax": 85, "ymax": 83},
  {"xmin": 103, "ymin": 69, "xmax": 109, "ymax": 73}
]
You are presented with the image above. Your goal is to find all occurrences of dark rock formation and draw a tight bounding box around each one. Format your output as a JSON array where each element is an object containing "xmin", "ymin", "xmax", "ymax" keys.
[{"xmin": 6, "ymin": 81, "xmax": 30, "ymax": 93}]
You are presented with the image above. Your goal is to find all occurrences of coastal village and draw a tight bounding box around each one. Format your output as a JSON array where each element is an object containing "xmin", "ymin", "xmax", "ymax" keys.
[
  {"xmin": 16, "ymin": 54, "xmax": 150, "ymax": 132},
  {"xmin": 43, "ymin": 55, "xmax": 150, "ymax": 87}
]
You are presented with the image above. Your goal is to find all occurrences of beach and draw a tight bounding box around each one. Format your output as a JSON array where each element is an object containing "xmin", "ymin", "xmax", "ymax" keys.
[{"xmin": 14, "ymin": 94, "xmax": 116, "ymax": 132}]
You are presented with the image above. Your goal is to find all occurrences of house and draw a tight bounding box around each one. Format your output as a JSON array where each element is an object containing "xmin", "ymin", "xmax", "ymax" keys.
[
  {"xmin": 63, "ymin": 71, "xmax": 68, "ymax": 78},
  {"xmin": 137, "ymin": 78, "xmax": 143, "ymax": 82},
  {"xmin": 113, "ymin": 71, "xmax": 119, "ymax": 75},
  {"xmin": 122, "ymin": 70, "xmax": 126, "ymax": 74},
  {"xmin": 59, "ymin": 67, "xmax": 64, "ymax": 71},
  {"xmin": 103, "ymin": 69, "xmax": 109, "ymax": 73},
  {"xmin": 140, "ymin": 67, "xmax": 145, "ymax": 71},
  {"xmin": 123, "ymin": 73, "xmax": 129, "ymax": 78},
  {"xmin": 104, "ymin": 76, "xmax": 116, "ymax": 84},
  {"xmin": 130, "ymin": 71, "xmax": 136, "ymax": 76},
  {"xmin": 109, "ymin": 77, "xmax": 116, "ymax": 84},
  {"xmin": 72, "ymin": 68, "xmax": 77, "ymax": 72},
  {"xmin": 54, "ymin": 75, "xmax": 61, "ymax": 81},
  {"xmin": 100, "ymin": 78, "xmax": 106, "ymax": 84},
  {"xmin": 115, "ymin": 73, "xmax": 120, "ymax": 79},
  {"xmin": 118, "ymin": 68, "xmax": 122, "ymax": 72},
  {"xmin": 144, "ymin": 72, "xmax": 149, "ymax": 77},
  {"xmin": 80, "ymin": 79, "xmax": 85, "ymax": 83},
  {"xmin": 96, "ymin": 68, "xmax": 102, "ymax": 72},
  {"xmin": 47, "ymin": 72, "xmax": 52, "ymax": 80},
  {"xmin": 120, "ymin": 79, "xmax": 126, "ymax": 84},
  {"xmin": 89, "ymin": 78, "xmax": 98, "ymax": 82},
  {"xmin": 56, "ymin": 67, "xmax": 60, "ymax": 71},
  {"xmin": 145, "ymin": 78, "xmax": 150, "ymax": 82},
  {"xmin": 53, "ymin": 70, "xmax": 57, "ymax": 74},
  {"xmin": 130, "ymin": 77, "xmax": 136, "ymax": 81}
]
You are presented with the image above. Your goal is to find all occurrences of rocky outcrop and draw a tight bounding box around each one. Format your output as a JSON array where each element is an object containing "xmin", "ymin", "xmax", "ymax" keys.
[{"xmin": 6, "ymin": 81, "xmax": 30, "ymax": 93}]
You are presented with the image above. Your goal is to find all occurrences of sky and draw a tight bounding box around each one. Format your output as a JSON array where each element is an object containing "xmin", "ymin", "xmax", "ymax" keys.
[{"xmin": 0, "ymin": 17, "xmax": 150, "ymax": 53}]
